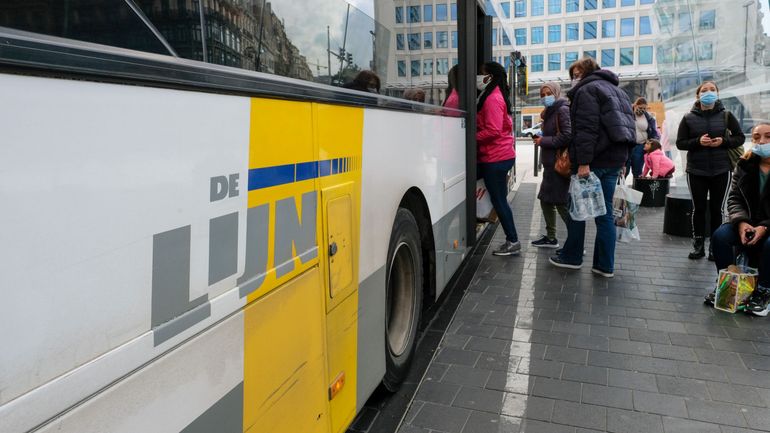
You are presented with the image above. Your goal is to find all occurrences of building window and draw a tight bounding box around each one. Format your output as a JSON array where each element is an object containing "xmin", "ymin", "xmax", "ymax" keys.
[
  {"xmin": 639, "ymin": 16, "xmax": 652, "ymax": 35},
  {"xmin": 408, "ymin": 33, "xmax": 420, "ymax": 50},
  {"xmin": 397, "ymin": 60, "xmax": 407, "ymax": 77},
  {"xmin": 567, "ymin": 0, "xmax": 579, "ymax": 12},
  {"xmin": 451, "ymin": 3, "xmax": 457, "ymax": 20},
  {"xmin": 700, "ymin": 10, "xmax": 715, "ymax": 30},
  {"xmin": 436, "ymin": 4, "xmax": 448, "ymax": 21},
  {"xmin": 566, "ymin": 23, "xmax": 579, "ymax": 40},
  {"xmin": 639, "ymin": 45, "xmax": 653, "ymax": 64},
  {"xmin": 423, "ymin": 59, "xmax": 433, "ymax": 75},
  {"xmin": 565, "ymin": 51, "xmax": 579, "ymax": 68},
  {"xmin": 585, "ymin": 0, "xmax": 597, "ymax": 10},
  {"xmin": 602, "ymin": 19, "xmax": 616, "ymax": 38},
  {"xmin": 492, "ymin": 28, "xmax": 498, "ymax": 46},
  {"xmin": 504, "ymin": 56, "xmax": 511, "ymax": 70},
  {"xmin": 532, "ymin": 26, "xmax": 544, "ymax": 44},
  {"xmin": 411, "ymin": 60, "xmax": 420, "ymax": 76},
  {"xmin": 677, "ymin": 42, "xmax": 694, "ymax": 61},
  {"xmin": 620, "ymin": 47, "xmax": 633, "ymax": 65},
  {"xmin": 515, "ymin": 0, "xmax": 527, "ymax": 17},
  {"xmin": 424, "ymin": 32, "xmax": 433, "ymax": 49},
  {"xmin": 437, "ymin": 31, "xmax": 448, "ymax": 48},
  {"xmin": 531, "ymin": 54, "xmax": 544, "ymax": 71},
  {"xmin": 548, "ymin": 25, "xmax": 561, "ymax": 42},
  {"xmin": 621, "ymin": 0, "xmax": 634, "ymax": 5},
  {"xmin": 679, "ymin": 12, "xmax": 691, "ymax": 32},
  {"xmin": 451, "ymin": 31, "xmax": 458, "ymax": 48},
  {"xmin": 501, "ymin": 2, "xmax": 511, "ymax": 18},
  {"xmin": 698, "ymin": 41, "xmax": 713, "ymax": 60},
  {"xmin": 515, "ymin": 28, "xmax": 527, "ymax": 45},
  {"xmin": 584, "ymin": 21, "xmax": 597, "ymax": 39},
  {"xmin": 658, "ymin": 13, "xmax": 673, "ymax": 32},
  {"xmin": 396, "ymin": 34, "xmax": 405, "ymax": 50},
  {"xmin": 408, "ymin": 6, "xmax": 420, "ymax": 23},
  {"xmin": 548, "ymin": 0, "xmax": 561, "ymax": 14},
  {"xmin": 424, "ymin": 5, "xmax": 433, "ymax": 22},
  {"xmin": 640, "ymin": 0, "xmax": 654, "ymax": 4},
  {"xmin": 395, "ymin": 7, "xmax": 404, "ymax": 24},
  {"xmin": 502, "ymin": 31, "xmax": 511, "ymax": 45},
  {"xmin": 548, "ymin": 53, "xmax": 561, "ymax": 70},
  {"xmin": 601, "ymin": 48, "xmax": 615, "ymax": 66},
  {"xmin": 452, "ymin": 57, "xmax": 458, "ymax": 66},
  {"xmin": 603, "ymin": 0, "xmax": 616, "ymax": 7},
  {"xmin": 620, "ymin": 18, "xmax": 634, "ymax": 36},
  {"xmin": 532, "ymin": 0, "xmax": 545, "ymax": 16},
  {"xmin": 437, "ymin": 58, "xmax": 449, "ymax": 75},
  {"xmin": 584, "ymin": 50, "xmax": 597, "ymax": 59}
]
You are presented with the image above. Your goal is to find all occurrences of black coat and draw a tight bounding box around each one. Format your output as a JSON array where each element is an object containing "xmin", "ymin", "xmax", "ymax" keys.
[
  {"xmin": 675, "ymin": 101, "xmax": 745, "ymax": 177},
  {"xmin": 538, "ymin": 99, "xmax": 571, "ymax": 205},
  {"xmin": 727, "ymin": 154, "xmax": 770, "ymax": 228},
  {"xmin": 566, "ymin": 69, "xmax": 635, "ymax": 169}
]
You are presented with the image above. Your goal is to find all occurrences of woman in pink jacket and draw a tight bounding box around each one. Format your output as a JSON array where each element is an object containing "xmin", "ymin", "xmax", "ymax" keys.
[
  {"xmin": 477, "ymin": 62, "xmax": 519, "ymax": 256},
  {"xmin": 642, "ymin": 139, "xmax": 675, "ymax": 178}
]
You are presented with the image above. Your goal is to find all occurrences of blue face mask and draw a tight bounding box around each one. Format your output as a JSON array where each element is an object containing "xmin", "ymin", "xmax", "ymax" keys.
[
  {"xmin": 542, "ymin": 95, "xmax": 555, "ymax": 107},
  {"xmin": 699, "ymin": 91, "xmax": 718, "ymax": 105},
  {"xmin": 752, "ymin": 143, "xmax": 770, "ymax": 158}
]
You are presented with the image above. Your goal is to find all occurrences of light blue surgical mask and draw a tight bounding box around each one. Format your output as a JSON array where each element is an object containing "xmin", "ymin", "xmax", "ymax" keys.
[
  {"xmin": 699, "ymin": 91, "xmax": 718, "ymax": 106},
  {"xmin": 752, "ymin": 143, "xmax": 770, "ymax": 158},
  {"xmin": 542, "ymin": 95, "xmax": 555, "ymax": 107}
]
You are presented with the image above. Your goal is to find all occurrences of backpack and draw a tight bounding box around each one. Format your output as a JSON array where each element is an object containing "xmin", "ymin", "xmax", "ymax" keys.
[{"xmin": 725, "ymin": 111, "xmax": 744, "ymax": 170}]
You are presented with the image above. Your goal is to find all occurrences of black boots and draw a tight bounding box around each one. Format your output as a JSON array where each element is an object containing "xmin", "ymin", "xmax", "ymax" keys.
[{"xmin": 689, "ymin": 237, "xmax": 705, "ymax": 259}]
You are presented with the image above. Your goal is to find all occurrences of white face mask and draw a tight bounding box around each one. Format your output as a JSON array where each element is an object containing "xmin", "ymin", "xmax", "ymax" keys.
[{"xmin": 476, "ymin": 75, "xmax": 491, "ymax": 91}]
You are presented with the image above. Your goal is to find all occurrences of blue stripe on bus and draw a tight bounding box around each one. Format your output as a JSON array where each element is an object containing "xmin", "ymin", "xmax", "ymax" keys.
[{"xmin": 248, "ymin": 158, "xmax": 353, "ymax": 191}]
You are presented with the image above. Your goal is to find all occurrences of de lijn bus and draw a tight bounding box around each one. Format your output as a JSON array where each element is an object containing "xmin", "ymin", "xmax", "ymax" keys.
[{"xmin": 0, "ymin": 1, "xmax": 494, "ymax": 432}]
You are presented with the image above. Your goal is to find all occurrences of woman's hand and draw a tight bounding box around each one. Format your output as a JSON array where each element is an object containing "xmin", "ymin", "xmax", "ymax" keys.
[
  {"xmin": 699, "ymin": 134, "xmax": 713, "ymax": 146},
  {"xmin": 577, "ymin": 164, "xmax": 590, "ymax": 178},
  {"xmin": 533, "ymin": 136, "xmax": 541, "ymax": 146},
  {"xmin": 747, "ymin": 225, "xmax": 767, "ymax": 246},
  {"xmin": 739, "ymin": 222, "xmax": 755, "ymax": 245},
  {"xmin": 711, "ymin": 137, "xmax": 724, "ymax": 147}
]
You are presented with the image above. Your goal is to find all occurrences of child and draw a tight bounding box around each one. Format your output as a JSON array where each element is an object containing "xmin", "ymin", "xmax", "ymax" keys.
[{"xmin": 642, "ymin": 139, "xmax": 675, "ymax": 178}]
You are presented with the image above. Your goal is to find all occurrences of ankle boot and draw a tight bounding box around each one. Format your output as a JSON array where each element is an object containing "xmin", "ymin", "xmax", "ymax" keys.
[{"xmin": 689, "ymin": 237, "xmax": 705, "ymax": 259}]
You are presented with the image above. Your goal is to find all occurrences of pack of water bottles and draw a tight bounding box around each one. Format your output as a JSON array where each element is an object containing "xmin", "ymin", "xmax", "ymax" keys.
[{"xmin": 568, "ymin": 173, "xmax": 607, "ymax": 221}]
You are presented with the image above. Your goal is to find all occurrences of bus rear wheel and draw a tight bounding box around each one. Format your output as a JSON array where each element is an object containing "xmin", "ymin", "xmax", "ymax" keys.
[{"xmin": 383, "ymin": 208, "xmax": 423, "ymax": 391}]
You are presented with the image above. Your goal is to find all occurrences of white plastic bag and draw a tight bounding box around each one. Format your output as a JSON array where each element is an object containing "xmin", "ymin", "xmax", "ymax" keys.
[
  {"xmin": 613, "ymin": 183, "xmax": 643, "ymax": 242},
  {"xmin": 476, "ymin": 179, "xmax": 494, "ymax": 219},
  {"xmin": 568, "ymin": 173, "xmax": 606, "ymax": 221}
]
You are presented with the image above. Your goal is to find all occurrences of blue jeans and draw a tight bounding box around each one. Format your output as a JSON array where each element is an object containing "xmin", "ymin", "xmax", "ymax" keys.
[
  {"xmin": 712, "ymin": 223, "xmax": 770, "ymax": 286},
  {"xmin": 625, "ymin": 144, "xmax": 645, "ymax": 179},
  {"xmin": 479, "ymin": 159, "xmax": 518, "ymax": 243},
  {"xmin": 561, "ymin": 167, "xmax": 620, "ymax": 272}
]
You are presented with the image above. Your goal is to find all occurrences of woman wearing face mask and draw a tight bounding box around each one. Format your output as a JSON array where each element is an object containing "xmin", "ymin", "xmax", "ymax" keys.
[
  {"xmin": 707, "ymin": 123, "xmax": 770, "ymax": 316},
  {"xmin": 676, "ymin": 81, "xmax": 745, "ymax": 260},
  {"xmin": 532, "ymin": 82, "xmax": 572, "ymax": 248},
  {"xmin": 626, "ymin": 97, "xmax": 660, "ymax": 179},
  {"xmin": 476, "ymin": 62, "xmax": 519, "ymax": 256}
]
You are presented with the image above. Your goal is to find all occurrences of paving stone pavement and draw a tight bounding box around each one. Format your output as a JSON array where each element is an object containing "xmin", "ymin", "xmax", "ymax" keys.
[{"xmin": 397, "ymin": 182, "xmax": 770, "ymax": 433}]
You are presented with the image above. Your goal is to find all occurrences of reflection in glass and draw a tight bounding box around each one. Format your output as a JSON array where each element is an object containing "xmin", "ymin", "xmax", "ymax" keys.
[
  {"xmin": 601, "ymin": 48, "xmax": 615, "ymax": 67},
  {"xmin": 408, "ymin": 32, "xmax": 420, "ymax": 50},
  {"xmin": 620, "ymin": 47, "xmax": 633, "ymax": 65},
  {"xmin": 585, "ymin": 21, "xmax": 597, "ymax": 39},
  {"xmin": 437, "ymin": 31, "xmax": 449, "ymax": 48},
  {"xmin": 436, "ymin": 4, "xmax": 448, "ymax": 21},
  {"xmin": 565, "ymin": 51, "xmax": 579, "ymax": 68}
]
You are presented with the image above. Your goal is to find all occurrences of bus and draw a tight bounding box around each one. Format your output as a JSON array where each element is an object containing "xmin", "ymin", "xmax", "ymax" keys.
[{"xmin": 0, "ymin": 1, "xmax": 489, "ymax": 432}]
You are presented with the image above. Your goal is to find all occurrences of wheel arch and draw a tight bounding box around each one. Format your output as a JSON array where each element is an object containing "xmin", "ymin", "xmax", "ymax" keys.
[{"xmin": 398, "ymin": 187, "xmax": 436, "ymax": 308}]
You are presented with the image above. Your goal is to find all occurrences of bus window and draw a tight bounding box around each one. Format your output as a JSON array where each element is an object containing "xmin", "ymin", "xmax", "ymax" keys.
[
  {"xmin": 0, "ymin": 0, "xmax": 171, "ymax": 55},
  {"xmin": 134, "ymin": 0, "xmax": 206, "ymax": 61}
]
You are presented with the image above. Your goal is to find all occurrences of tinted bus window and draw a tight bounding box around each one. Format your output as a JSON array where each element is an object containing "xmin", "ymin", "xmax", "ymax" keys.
[
  {"xmin": 135, "ymin": 0, "xmax": 205, "ymax": 61},
  {"xmin": 0, "ymin": 0, "xmax": 170, "ymax": 55}
]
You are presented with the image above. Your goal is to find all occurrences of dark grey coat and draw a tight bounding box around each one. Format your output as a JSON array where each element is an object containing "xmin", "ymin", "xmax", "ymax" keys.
[{"xmin": 538, "ymin": 99, "xmax": 572, "ymax": 205}]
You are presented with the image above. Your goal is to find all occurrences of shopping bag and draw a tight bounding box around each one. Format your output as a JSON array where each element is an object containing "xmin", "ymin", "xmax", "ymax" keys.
[
  {"xmin": 613, "ymin": 182, "xmax": 643, "ymax": 242},
  {"xmin": 714, "ymin": 254, "xmax": 757, "ymax": 313},
  {"xmin": 568, "ymin": 173, "xmax": 606, "ymax": 221},
  {"xmin": 476, "ymin": 179, "xmax": 494, "ymax": 220}
]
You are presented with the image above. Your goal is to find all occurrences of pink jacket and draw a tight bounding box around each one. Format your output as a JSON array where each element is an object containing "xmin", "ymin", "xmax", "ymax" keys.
[
  {"xmin": 444, "ymin": 89, "xmax": 459, "ymax": 110},
  {"xmin": 642, "ymin": 149, "xmax": 675, "ymax": 178},
  {"xmin": 476, "ymin": 87, "xmax": 515, "ymax": 163}
]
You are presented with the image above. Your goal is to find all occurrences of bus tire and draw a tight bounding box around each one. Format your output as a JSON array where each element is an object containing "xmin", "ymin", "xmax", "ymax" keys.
[{"xmin": 382, "ymin": 208, "xmax": 423, "ymax": 391}]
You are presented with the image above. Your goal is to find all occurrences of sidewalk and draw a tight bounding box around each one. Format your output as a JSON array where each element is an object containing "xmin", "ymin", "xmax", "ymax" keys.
[{"xmin": 397, "ymin": 181, "xmax": 770, "ymax": 433}]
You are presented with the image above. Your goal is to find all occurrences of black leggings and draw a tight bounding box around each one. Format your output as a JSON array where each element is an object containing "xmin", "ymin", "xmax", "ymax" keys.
[{"xmin": 687, "ymin": 172, "xmax": 731, "ymax": 237}]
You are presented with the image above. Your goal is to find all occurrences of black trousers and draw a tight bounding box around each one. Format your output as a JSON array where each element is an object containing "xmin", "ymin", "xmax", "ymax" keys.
[{"xmin": 687, "ymin": 172, "xmax": 731, "ymax": 238}]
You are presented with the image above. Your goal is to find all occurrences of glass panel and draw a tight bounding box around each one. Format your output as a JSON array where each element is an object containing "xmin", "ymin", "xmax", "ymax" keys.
[
  {"xmin": 621, "ymin": 0, "xmax": 634, "ymax": 6},
  {"xmin": 584, "ymin": 21, "xmax": 597, "ymax": 39},
  {"xmin": 532, "ymin": 26, "xmax": 544, "ymax": 44},
  {"xmin": 410, "ymin": 59, "xmax": 420, "ymax": 76},
  {"xmin": 679, "ymin": 12, "xmax": 691, "ymax": 32},
  {"xmin": 548, "ymin": 53, "xmax": 561, "ymax": 70},
  {"xmin": 603, "ymin": 0, "xmax": 616, "ymax": 8},
  {"xmin": 423, "ymin": 32, "xmax": 432, "ymax": 49},
  {"xmin": 639, "ymin": 16, "xmax": 652, "ymax": 35},
  {"xmin": 566, "ymin": 0, "xmax": 580, "ymax": 12},
  {"xmin": 565, "ymin": 51, "xmax": 579, "ymax": 68},
  {"xmin": 676, "ymin": 42, "xmax": 693, "ymax": 61},
  {"xmin": 0, "ymin": 0, "xmax": 170, "ymax": 55},
  {"xmin": 492, "ymin": 28, "xmax": 498, "ymax": 46},
  {"xmin": 134, "ymin": 0, "xmax": 208, "ymax": 60},
  {"xmin": 584, "ymin": 0, "xmax": 597, "ymax": 11},
  {"xmin": 515, "ymin": 0, "xmax": 527, "ymax": 17},
  {"xmin": 620, "ymin": 47, "xmax": 633, "ymax": 65},
  {"xmin": 548, "ymin": 25, "xmax": 561, "ymax": 43},
  {"xmin": 515, "ymin": 28, "xmax": 527, "ymax": 45},
  {"xmin": 501, "ymin": 2, "xmax": 511, "ymax": 18},
  {"xmin": 451, "ymin": 30, "xmax": 458, "ymax": 48},
  {"xmin": 602, "ymin": 19, "xmax": 616, "ymax": 38},
  {"xmin": 548, "ymin": 0, "xmax": 561, "ymax": 14},
  {"xmin": 408, "ymin": 33, "xmax": 420, "ymax": 50},
  {"xmin": 397, "ymin": 34, "xmax": 405, "ymax": 50},
  {"xmin": 566, "ymin": 23, "xmax": 579, "ymax": 41},
  {"xmin": 699, "ymin": 10, "xmax": 715, "ymax": 30},
  {"xmin": 423, "ymin": 4, "xmax": 432, "ymax": 22},
  {"xmin": 601, "ymin": 48, "xmax": 615, "ymax": 67},
  {"xmin": 436, "ymin": 31, "xmax": 448, "ymax": 48},
  {"xmin": 697, "ymin": 41, "xmax": 713, "ymax": 60},
  {"xmin": 584, "ymin": 50, "xmax": 597, "ymax": 59},
  {"xmin": 436, "ymin": 4, "xmax": 448, "ymax": 21},
  {"xmin": 502, "ymin": 32, "xmax": 511, "ymax": 46},
  {"xmin": 620, "ymin": 18, "xmax": 634, "ymax": 36},
  {"xmin": 639, "ymin": 0, "xmax": 654, "ymax": 3},
  {"xmin": 408, "ymin": 5, "xmax": 420, "ymax": 23},
  {"xmin": 395, "ymin": 6, "xmax": 403, "ymax": 23},
  {"xmin": 451, "ymin": 3, "xmax": 457, "ymax": 21},
  {"xmin": 532, "ymin": 0, "xmax": 545, "ymax": 16},
  {"xmin": 531, "ymin": 54, "xmax": 544, "ymax": 71},
  {"xmin": 638, "ymin": 45, "xmax": 653, "ymax": 64},
  {"xmin": 436, "ymin": 58, "xmax": 449, "ymax": 75},
  {"xmin": 397, "ymin": 60, "xmax": 407, "ymax": 76},
  {"xmin": 422, "ymin": 59, "xmax": 433, "ymax": 76}
]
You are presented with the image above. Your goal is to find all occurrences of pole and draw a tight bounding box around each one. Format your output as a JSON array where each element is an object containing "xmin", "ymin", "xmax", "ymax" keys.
[
  {"xmin": 199, "ymin": 0, "xmax": 209, "ymax": 63},
  {"xmin": 743, "ymin": 3, "xmax": 750, "ymax": 77},
  {"xmin": 327, "ymin": 26, "xmax": 332, "ymax": 85},
  {"xmin": 337, "ymin": 4, "xmax": 351, "ymax": 85}
]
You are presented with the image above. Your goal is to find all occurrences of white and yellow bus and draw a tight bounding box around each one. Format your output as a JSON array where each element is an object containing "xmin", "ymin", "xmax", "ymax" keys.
[{"xmin": 0, "ymin": 1, "xmax": 490, "ymax": 432}]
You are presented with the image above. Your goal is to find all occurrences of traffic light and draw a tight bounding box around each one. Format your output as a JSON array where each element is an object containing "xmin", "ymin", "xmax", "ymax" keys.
[{"xmin": 346, "ymin": 52, "xmax": 353, "ymax": 64}]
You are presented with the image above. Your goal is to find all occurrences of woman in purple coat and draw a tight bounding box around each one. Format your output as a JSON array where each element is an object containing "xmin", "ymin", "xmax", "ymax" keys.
[{"xmin": 532, "ymin": 82, "xmax": 572, "ymax": 248}]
